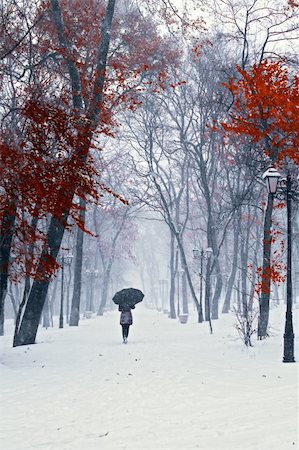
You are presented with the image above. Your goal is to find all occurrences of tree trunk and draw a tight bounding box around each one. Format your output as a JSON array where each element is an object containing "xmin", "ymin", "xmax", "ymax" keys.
[
  {"xmin": 236, "ymin": 276, "xmax": 241, "ymax": 314},
  {"xmin": 169, "ymin": 232, "xmax": 176, "ymax": 318},
  {"xmin": 69, "ymin": 198, "xmax": 86, "ymax": 326},
  {"xmin": 206, "ymin": 212, "xmax": 222, "ymax": 320},
  {"xmin": 240, "ymin": 225, "xmax": 249, "ymax": 317},
  {"xmin": 66, "ymin": 262, "xmax": 72, "ymax": 323},
  {"xmin": 13, "ymin": 214, "xmax": 67, "ymax": 346},
  {"xmin": 43, "ymin": 296, "xmax": 50, "ymax": 328},
  {"xmin": 211, "ymin": 258, "xmax": 222, "ymax": 319},
  {"xmin": 248, "ymin": 219, "xmax": 261, "ymax": 312},
  {"xmin": 97, "ymin": 266, "xmax": 111, "ymax": 315},
  {"xmin": 222, "ymin": 210, "xmax": 240, "ymax": 313},
  {"xmin": 8, "ymin": 282, "xmax": 18, "ymax": 322},
  {"xmin": 0, "ymin": 200, "xmax": 17, "ymax": 336},
  {"xmin": 258, "ymin": 193, "xmax": 274, "ymax": 339},
  {"xmin": 204, "ymin": 256, "xmax": 213, "ymax": 333},
  {"xmin": 182, "ymin": 270, "xmax": 188, "ymax": 314}
]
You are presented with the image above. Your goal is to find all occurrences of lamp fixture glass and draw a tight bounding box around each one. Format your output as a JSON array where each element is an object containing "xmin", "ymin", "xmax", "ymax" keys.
[
  {"xmin": 206, "ymin": 247, "xmax": 213, "ymax": 258},
  {"xmin": 262, "ymin": 167, "xmax": 281, "ymax": 194},
  {"xmin": 193, "ymin": 248, "xmax": 200, "ymax": 259}
]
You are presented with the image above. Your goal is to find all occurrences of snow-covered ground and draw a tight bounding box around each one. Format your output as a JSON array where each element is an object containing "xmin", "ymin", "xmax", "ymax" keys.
[{"xmin": 0, "ymin": 305, "xmax": 298, "ymax": 450}]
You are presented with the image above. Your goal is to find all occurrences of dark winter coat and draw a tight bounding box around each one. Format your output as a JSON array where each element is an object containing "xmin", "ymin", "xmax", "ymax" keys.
[{"xmin": 120, "ymin": 310, "xmax": 133, "ymax": 325}]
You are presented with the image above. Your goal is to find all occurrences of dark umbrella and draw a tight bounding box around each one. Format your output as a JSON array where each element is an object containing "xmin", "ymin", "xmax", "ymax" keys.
[{"xmin": 112, "ymin": 288, "xmax": 144, "ymax": 308}]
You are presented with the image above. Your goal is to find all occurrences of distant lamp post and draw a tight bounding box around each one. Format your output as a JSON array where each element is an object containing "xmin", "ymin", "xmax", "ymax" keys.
[
  {"xmin": 206, "ymin": 247, "xmax": 213, "ymax": 258},
  {"xmin": 205, "ymin": 247, "xmax": 213, "ymax": 334},
  {"xmin": 193, "ymin": 248, "xmax": 204, "ymax": 322},
  {"xmin": 59, "ymin": 253, "xmax": 73, "ymax": 329},
  {"xmin": 85, "ymin": 268, "xmax": 99, "ymax": 316},
  {"xmin": 263, "ymin": 167, "xmax": 298, "ymax": 363}
]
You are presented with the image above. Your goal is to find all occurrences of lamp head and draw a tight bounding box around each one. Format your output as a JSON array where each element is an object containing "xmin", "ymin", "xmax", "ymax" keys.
[
  {"xmin": 262, "ymin": 167, "xmax": 281, "ymax": 194},
  {"xmin": 64, "ymin": 254, "xmax": 73, "ymax": 265},
  {"xmin": 55, "ymin": 150, "xmax": 68, "ymax": 160},
  {"xmin": 193, "ymin": 248, "xmax": 200, "ymax": 259},
  {"xmin": 206, "ymin": 247, "xmax": 213, "ymax": 258}
]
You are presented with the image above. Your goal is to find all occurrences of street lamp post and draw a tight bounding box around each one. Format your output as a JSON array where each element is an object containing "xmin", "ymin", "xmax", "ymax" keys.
[
  {"xmin": 262, "ymin": 167, "xmax": 298, "ymax": 363},
  {"xmin": 85, "ymin": 269, "xmax": 100, "ymax": 315},
  {"xmin": 193, "ymin": 248, "xmax": 204, "ymax": 323},
  {"xmin": 59, "ymin": 254, "xmax": 73, "ymax": 329}
]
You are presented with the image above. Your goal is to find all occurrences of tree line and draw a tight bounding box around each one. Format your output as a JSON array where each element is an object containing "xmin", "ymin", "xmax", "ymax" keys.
[{"xmin": 0, "ymin": 0, "xmax": 298, "ymax": 347}]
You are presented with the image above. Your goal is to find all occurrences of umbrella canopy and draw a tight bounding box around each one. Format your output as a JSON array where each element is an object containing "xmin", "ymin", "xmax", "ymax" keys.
[{"xmin": 112, "ymin": 288, "xmax": 144, "ymax": 308}]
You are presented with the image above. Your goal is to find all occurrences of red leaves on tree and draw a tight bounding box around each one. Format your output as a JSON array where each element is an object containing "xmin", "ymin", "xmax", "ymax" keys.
[
  {"xmin": 255, "ymin": 262, "xmax": 287, "ymax": 295},
  {"xmin": 254, "ymin": 234, "xmax": 286, "ymax": 294},
  {"xmin": 221, "ymin": 60, "xmax": 299, "ymax": 165},
  {"xmin": 37, "ymin": 0, "xmax": 181, "ymax": 111},
  {"xmin": 287, "ymin": 0, "xmax": 299, "ymax": 8},
  {"xmin": 1, "ymin": 0, "xmax": 184, "ymax": 284},
  {"xmin": 0, "ymin": 95, "xmax": 127, "ymax": 281},
  {"xmin": 219, "ymin": 61, "xmax": 298, "ymax": 296}
]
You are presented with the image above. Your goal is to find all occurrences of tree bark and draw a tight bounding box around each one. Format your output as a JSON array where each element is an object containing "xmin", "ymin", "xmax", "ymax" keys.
[
  {"xmin": 248, "ymin": 218, "xmax": 261, "ymax": 312},
  {"xmin": 204, "ymin": 255, "xmax": 213, "ymax": 333},
  {"xmin": 97, "ymin": 266, "xmax": 112, "ymax": 315},
  {"xmin": 182, "ymin": 270, "xmax": 188, "ymax": 314},
  {"xmin": 69, "ymin": 198, "xmax": 86, "ymax": 326},
  {"xmin": 43, "ymin": 296, "xmax": 50, "ymax": 328},
  {"xmin": 0, "ymin": 199, "xmax": 17, "ymax": 336},
  {"xmin": 211, "ymin": 257, "xmax": 222, "ymax": 319},
  {"xmin": 222, "ymin": 210, "xmax": 240, "ymax": 313},
  {"xmin": 169, "ymin": 232, "xmax": 176, "ymax": 318},
  {"xmin": 13, "ymin": 215, "xmax": 67, "ymax": 345},
  {"xmin": 258, "ymin": 193, "xmax": 274, "ymax": 339},
  {"xmin": 240, "ymin": 215, "xmax": 250, "ymax": 317}
]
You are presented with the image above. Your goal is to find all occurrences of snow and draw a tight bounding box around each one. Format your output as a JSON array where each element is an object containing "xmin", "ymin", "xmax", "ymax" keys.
[{"xmin": 0, "ymin": 305, "xmax": 298, "ymax": 450}]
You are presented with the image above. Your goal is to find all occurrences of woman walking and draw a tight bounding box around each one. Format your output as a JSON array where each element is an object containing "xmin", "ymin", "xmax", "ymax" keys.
[
  {"xmin": 112, "ymin": 287, "xmax": 144, "ymax": 343},
  {"xmin": 119, "ymin": 304, "xmax": 134, "ymax": 343}
]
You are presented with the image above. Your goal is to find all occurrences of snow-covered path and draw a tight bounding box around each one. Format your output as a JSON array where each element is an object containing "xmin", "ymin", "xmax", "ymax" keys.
[{"xmin": 0, "ymin": 306, "xmax": 298, "ymax": 450}]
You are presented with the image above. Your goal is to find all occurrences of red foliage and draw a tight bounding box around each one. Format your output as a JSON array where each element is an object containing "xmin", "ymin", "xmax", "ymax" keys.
[
  {"xmin": 36, "ymin": 0, "xmax": 182, "ymax": 110},
  {"xmin": 254, "ymin": 236, "xmax": 286, "ymax": 294},
  {"xmin": 1, "ymin": 1, "xmax": 183, "ymax": 282},
  {"xmin": 287, "ymin": 0, "xmax": 299, "ymax": 8},
  {"xmin": 221, "ymin": 60, "xmax": 299, "ymax": 165},
  {"xmin": 0, "ymin": 97, "xmax": 127, "ymax": 281},
  {"xmin": 255, "ymin": 262, "xmax": 287, "ymax": 294}
]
